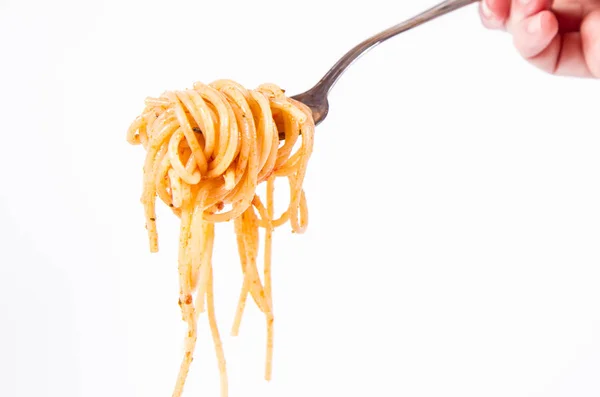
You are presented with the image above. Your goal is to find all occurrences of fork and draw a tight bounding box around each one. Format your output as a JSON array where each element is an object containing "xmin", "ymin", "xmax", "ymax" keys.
[{"xmin": 291, "ymin": 0, "xmax": 480, "ymax": 128}]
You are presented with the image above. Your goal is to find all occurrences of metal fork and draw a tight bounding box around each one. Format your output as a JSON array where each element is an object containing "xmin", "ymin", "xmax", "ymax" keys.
[{"xmin": 291, "ymin": 0, "xmax": 480, "ymax": 127}]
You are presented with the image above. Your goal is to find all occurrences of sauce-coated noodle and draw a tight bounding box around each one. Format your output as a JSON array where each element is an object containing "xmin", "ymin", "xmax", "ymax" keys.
[{"xmin": 127, "ymin": 80, "xmax": 314, "ymax": 397}]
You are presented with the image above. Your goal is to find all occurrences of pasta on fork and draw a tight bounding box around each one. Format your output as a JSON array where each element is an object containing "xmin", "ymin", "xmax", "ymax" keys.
[{"xmin": 127, "ymin": 79, "xmax": 314, "ymax": 397}]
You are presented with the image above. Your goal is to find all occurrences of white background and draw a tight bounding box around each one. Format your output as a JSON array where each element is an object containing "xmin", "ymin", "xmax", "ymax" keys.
[{"xmin": 1, "ymin": 0, "xmax": 599, "ymax": 396}]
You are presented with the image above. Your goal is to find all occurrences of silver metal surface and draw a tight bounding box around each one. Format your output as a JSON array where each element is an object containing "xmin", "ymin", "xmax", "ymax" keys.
[{"xmin": 291, "ymin": 0, "xmax": 479, "ymax": 129}]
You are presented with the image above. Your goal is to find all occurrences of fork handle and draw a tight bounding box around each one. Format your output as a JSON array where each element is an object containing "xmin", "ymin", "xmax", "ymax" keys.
[{"xmin": 311, "ymin": 0, "xmax": 480, "ymax": 98}]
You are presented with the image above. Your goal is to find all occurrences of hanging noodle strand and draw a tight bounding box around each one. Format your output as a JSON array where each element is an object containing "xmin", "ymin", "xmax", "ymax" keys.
[{"xmin": 126, "ymin": 79, "xmax": 314, "ymax": 397}]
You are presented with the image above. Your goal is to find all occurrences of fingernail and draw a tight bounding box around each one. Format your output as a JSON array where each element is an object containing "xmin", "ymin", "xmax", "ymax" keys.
[
  {"xmin": 519, "ymin": 0, "xmax": 532, "ymax": 5},
  {"xmin": 481, "ymin": 0, "xmax": 493, "ymax": 18},
  {"xmin": 527, "ymin": 14, "xmax": 543, "ymax": 33}
]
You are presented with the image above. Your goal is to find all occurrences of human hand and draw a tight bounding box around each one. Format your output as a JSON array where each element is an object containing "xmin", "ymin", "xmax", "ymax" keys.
[{"xmin": 479, "ymin": 0, "xmax": 600, "ymax": 77}]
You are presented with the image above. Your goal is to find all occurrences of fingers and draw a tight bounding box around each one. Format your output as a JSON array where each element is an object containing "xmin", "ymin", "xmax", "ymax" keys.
[
  {"xmin": 525, "ymin": 9, "xmax": 600, "ymax": 78},
  {"xmin": 553, "ymin": 2, "xmax": 585, "ymax": 33},
  {"xmin": 478, "ymin": 0, "xmax": 551, "ymax": 30},
  {"xmin": 506, "ymin": 0, "xmax": 551, "ymax": 30},
  {"xmin": 526, "ymin": 30, "xmax": 595, "ymax": 78},
  {"xmin": 581, "ymin": 9, "xmax": 600, "ymax": 77},
  {"xmin": 480, "ymin": 0, "xmax": 599, "ymax": 78},
  {"xmin": 479, "ymin": 0, "xmax": 556, "ymax": 59},
  {"xmin": 508, "ymin": 0, "xmax": 558, "ymax": 60},
  {"xmin": 480, "ymin": 0, "xmax": 511, "ymax": 29},
  {"xmin": 511, "ymin": 10, "xmax": 559, "ymax": 59}
]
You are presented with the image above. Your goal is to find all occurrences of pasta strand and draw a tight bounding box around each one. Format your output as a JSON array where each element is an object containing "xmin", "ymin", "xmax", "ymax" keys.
[{"xmin": 127, "ymin": 80, "xmax": 314, "ymax": 397}]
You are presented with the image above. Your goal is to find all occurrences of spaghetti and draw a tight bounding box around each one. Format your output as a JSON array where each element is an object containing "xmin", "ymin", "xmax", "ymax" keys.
[{"xmin": 126, "ymin": 79, "xmax": 314, "ymax": 397}]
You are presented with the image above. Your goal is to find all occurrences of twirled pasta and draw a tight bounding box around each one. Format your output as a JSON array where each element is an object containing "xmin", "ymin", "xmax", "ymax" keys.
[{"xmin": 127, "ymin": 79, "xmax": 314, "ymax": 397}]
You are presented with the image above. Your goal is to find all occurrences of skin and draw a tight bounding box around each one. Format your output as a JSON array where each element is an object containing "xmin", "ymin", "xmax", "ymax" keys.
[{"xmin": 479, "ymin": 0, "xmax": 600, "ymax": 77}]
